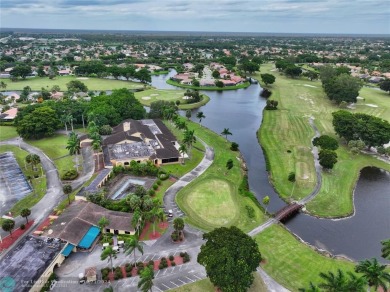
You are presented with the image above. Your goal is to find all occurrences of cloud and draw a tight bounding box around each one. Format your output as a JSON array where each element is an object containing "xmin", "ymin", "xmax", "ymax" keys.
[{"xmin": 0, "ymin": 0, "xmax": 388, "ymax": 34}]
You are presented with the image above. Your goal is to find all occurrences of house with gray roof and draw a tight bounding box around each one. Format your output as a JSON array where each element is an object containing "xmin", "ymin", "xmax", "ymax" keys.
[{"xmin": 100, "ymin": 119, "xmax": 182, "ymax": 168}]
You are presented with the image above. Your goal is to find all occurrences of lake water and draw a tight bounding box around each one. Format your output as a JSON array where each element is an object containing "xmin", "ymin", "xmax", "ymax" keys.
[{"xmin": 152, "ymin": 70, "xmax": 390, "ymax": 263}]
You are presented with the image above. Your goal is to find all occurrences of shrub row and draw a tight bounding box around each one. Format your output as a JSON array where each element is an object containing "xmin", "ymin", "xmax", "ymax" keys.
[{"xmin": 101, "ymin": 252, "xmax": 191, "ymax": 281}]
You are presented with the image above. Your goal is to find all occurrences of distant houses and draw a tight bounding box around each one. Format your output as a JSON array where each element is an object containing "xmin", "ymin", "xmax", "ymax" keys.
[{"xmin": 171, "ymin": 63, "xmax": 245, "ymax": 87}]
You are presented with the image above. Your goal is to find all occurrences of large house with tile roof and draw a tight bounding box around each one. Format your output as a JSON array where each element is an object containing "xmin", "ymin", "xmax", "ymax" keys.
[{"xmin": 86, "ymin": 119, "xmax": 183, "ymax": 168}]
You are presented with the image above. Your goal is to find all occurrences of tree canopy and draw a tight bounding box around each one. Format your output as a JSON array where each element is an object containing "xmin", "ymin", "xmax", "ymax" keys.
[
  {"xmin": 320, "ymin": 66, "xmax": 362, "ymax": 104},
  {"xmin": 379, "ymin": 79, "xmax": 390, "ymax": 94},
  {"xmin": 318, "ymin": 149, "xmax": 338, "ymax": 170},
  {"xmin": 66, "ymin": 80, "xmax": 88, "ymax": 93},
  {"xmin": 197, "ymin": 226, "xmax": 262, "ymax": 292},
  {"xmin": 88, "ymin": 89, "xmax": 146, "ymax": 126},
  {"xmin": 260, "ymin": 73, "xmax": 276, "ymax": 85},
  {"xmin": 16, "ymin": 106, "xmax": 60, "ymax": 139},
  {"xmin": 10, "ymin": 64, "xmax": 32, "ymax": 79},
  {"xmin": 312, "ymin": 135, "xmax": 339, "ymax": 150},
  {"xmin": 332, "ymin": 110, "xmax": 390, "ymax": 148}
]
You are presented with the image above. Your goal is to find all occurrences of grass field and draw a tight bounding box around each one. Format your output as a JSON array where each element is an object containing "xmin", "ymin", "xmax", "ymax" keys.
[
  {"xmin": 1, "ymin": 76, "xmax": 142, "ymax": 91},
  {"xmin": 135, "ymin": 89, "xmax": 210, "ymax": 110},
  {"xmin": 0, "ymin": 145, "xmax": 47, "ymax": 216},
  {"xmin": 0, "ymin": 126, "xmax": 18, "ymax": 141},
  {"xmin": 255, "ymin": 224, "xmax": 356, "ymax": 291},
  {"xmin": 161, "ymin": 121, "xmax": 206, "ymax": 178},
  {"xmin": 179, "ymin": 177, "xmax": 238, "ymax": 227},
  {"xmin": 255, "ymin": 64, "xmax": 390, "ymax": 217},
  {"xmin": 26, "ymin": 134, "xmax": 77, "ymax": 178},
  {"xmin": 170, "ymin": 273, "xmax": 267, "ymax": 292},
  {"xmin": 169, "ymin": 118, "xmax": 267, "ymax": 232}
]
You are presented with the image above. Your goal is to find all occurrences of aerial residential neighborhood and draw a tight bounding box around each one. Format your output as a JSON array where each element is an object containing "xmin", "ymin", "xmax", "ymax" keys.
[{"xmin": 0, "ymin": 1, "xmax": 390, "ymax": 292}]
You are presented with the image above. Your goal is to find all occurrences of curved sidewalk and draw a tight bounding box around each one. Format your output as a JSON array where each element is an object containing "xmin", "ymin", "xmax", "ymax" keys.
[
  {"xmin": 163, "ymin": 137, "xmax": 214, "ymax": 219},
  {"xmin": 161, "ymin": 137, "xmax": 290, "ymax": 292}
]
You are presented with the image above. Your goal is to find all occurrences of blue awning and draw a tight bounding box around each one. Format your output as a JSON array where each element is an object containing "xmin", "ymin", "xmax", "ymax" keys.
[
  {"xmin": 78, "ymin": 226, "xmax": 100, "ymax": 249},
  {"xmin": 62, "ymin": 243, "xmax": 75, "ymax": 257}
]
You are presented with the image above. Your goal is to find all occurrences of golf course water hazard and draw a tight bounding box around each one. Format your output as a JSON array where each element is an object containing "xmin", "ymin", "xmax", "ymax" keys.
[{"xmin": 152, "ymin": 71, "xmax": 390, "ymax": 262}]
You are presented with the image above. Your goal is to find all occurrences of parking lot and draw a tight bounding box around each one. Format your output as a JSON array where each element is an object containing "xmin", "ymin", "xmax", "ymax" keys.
[{"xmin": 52, "ymin": 235, "xmax": 205, "ymax": 292}]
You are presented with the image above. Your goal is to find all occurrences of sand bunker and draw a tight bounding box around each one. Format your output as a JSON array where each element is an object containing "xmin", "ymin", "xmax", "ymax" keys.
[
  {"xmin": 142, "ymin": 96, "xmax": 151, "ymax": 100},
  {"xmin": 304, "ymin": 84, "xmax": 317, "ymax": 88},
  {"xmin": 150, "ymin": 94, "xmax": 159, "ymax": 96},
  {"xmin": 77, "ymin": 77, "xmax": 89, "ymax": 80},
  {"xmin": 357, "ymin": 96, "xmax": 364, "ymax": 100},
  {"xmin": 365, "ymin": 104, "xmax": 378, "ymax": 108},
  {"xmin": 182, "ymin": 96, "xmax": 192, "ymax": 100}
]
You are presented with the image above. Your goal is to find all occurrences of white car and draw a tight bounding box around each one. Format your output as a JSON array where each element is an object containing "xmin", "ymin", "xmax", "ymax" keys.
[{"xmin": 168, "ymin": 210, "xmax": 173, "ymax": 217}]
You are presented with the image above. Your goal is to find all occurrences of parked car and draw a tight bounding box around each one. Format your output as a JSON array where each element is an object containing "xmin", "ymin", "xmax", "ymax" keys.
[{"xmin": 168, "ymin": 209, "xmax": 173, "ymax": 217}]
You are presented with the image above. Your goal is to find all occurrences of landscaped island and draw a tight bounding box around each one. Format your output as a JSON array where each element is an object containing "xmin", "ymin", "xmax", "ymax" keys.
[{"xmin": 167, "ymin": 62, "xmax": 251, "ymax": 91}]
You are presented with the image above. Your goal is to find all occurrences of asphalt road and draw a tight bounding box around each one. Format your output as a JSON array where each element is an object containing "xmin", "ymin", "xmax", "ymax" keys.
[{"xmin": 0, "ymin": 137, "xmax": 94, "ymax": 255}]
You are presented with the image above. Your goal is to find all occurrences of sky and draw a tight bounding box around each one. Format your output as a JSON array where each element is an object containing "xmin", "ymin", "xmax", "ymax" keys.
[{"xmin": 1, "ymin": 0, "xmax": 389, "ymax": 35}]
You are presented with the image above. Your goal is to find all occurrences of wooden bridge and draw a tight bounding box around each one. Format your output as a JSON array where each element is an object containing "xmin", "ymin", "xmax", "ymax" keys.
[{"xmin": 274, "ymin": 203, "xmax": 303, "ymax": 222}]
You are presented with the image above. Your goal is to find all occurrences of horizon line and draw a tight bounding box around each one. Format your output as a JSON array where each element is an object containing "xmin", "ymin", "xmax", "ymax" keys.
[{"xmin": 2, "ymin": 27, "xmax": 390, "ymax": 37}]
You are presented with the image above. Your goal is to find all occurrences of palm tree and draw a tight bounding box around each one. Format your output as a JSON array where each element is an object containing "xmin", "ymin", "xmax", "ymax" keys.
[
  {"xmin": 262, "ymin": 196, "xmax": 270, "ymax": 214},
  {"xmin": 381, "ymin": 239, "xmax": 390, "ymax": 260},
  {"xmin": 182, "ymin": 129, "xmax": 196, "ymax": 155},
  {"xmin": 185, "ymin": 109, "xmax": 192, "ymax": 121},
  {"xmin": 221, "ymin": 128, "xmax": 232, "ymax": 140},
  {"xmin": 26, "ymin": 154, "xmax": 41, "ymax": 171},
  {"xmin": 30, "ymin": 154, "xmax": 41, "ymax": 171},
  {"xmin": 66, "ymin": 132, "xmax": 81, "ymax": 171},
  {"xmin": 91, "ymin": 132, "xmax": 102, "ymax": 169},
  {"xmin": 131, "ymin": 208, "xmax": 143, "ymax": 235},
  {"xmin": 345, "ymin": 271, "xmax": 367, "ymax": 292},
  {"xmin": 163, "ymin": 107, "xmax": 176, "ymax": 121},
  {"xmin": 87, "ymin": 120, "xmax": 99, "ymax": 135},
  {"xmin": 124, "ymin": 238, "xmax": 144, "ymax": 263},
  {"xmin": 318, "ymin": 269, "xmax": 347, "ymax": 292},
  {"xmin": 20, "ymin": 208, "xmax": 31, "ymax": 224},
  {"xmin": 148, "ymin": 206, "xmax": 165, "ymax": 236},
  {"xmin": 173, "ymin": 217, "xmax": 185, "ymax": 235},
  {"xmin": 196, "ymin": 111, "xmax": 205, "ymax": 126},
  {"xmin": 60, "ymin": 114, "xmax": 72, "ymax": 134},
  {"xmin": 298, "ymin": 282, "xmax": 320, "ymax": 292},
  {"xmin": 178, "ymin": 144, "xmax": 187, "ymax": 164},
  {"xmin": 69, "ymin": 115, "xmax": 75, "ymax": 131},
  {"xmin": 98, "ymin": 216, "xmax": 110, "ymax": 235},
  {"xmin": 138, "ymin": 266, "xmax": 154, "ymax": 292},
  {"xmin": 355, "ymin": 258, "xmax": 390, "ymax": 291},
  {"xmin": 101, "ymin": 246, "xmax": 117, "ymax": 274}
]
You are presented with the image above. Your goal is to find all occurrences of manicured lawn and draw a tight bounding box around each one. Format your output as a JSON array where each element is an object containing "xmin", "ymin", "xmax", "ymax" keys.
[
  {"xmin": 1, "ymin": 76, "xmax": 142, "ymax": 91},
  {"xmin": 0, "ymin": 126, "xmax": 18, "ymax": 141},
  {"xmin": 161, "ymin": 121, "xmax": 206, "ymax": 178},
  {"xmin": 170, "ymin": 272, "xmax": 267, "ymax": 292},
  {"xmin": 154, "ymin": 179, "xmax": 175, "ymax": 204},
  {"xmin": 255, "ymin": 64, "xmax": 390, "ymax": 217},
  {"xmin": 134, "ymin": 89, "xmax": 210, "ymax": 109},
  {"xmin": 166, "ymin": 79, "xmax": 251, "ymax": 91},
  {"xmin": 255, "ymin": 224, "xmax": 356, "ymax": 291},
  {"xmin": 179, "ymin": 177, "xmax": 238, "ymax": 227},
  {"xmin": 0, "ymin": 145, "xmax": 47, "ymax": 216},
  {"xmin": 26, "ymin": 134, "xmax": 76, "ymax": 178},
  {"xmin": 173, "ymin": 118, "xmax": 267, "ymax": 232}
]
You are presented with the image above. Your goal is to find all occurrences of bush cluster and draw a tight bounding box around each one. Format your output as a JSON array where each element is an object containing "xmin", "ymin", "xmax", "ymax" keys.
[{"xmin": 61, "ymin": 169, "xmax": 78, "ymax": 180}]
